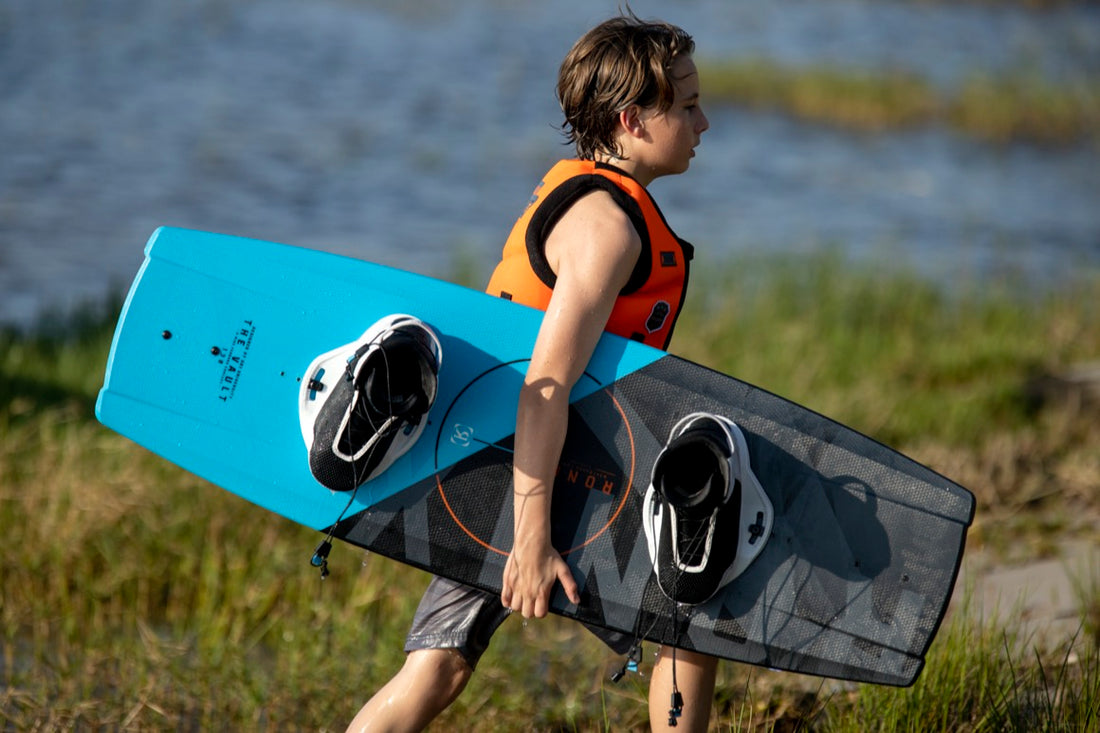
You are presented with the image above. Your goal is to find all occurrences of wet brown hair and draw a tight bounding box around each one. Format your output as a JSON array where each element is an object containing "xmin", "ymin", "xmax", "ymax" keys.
[{"xmin": 556, "ymin": 12, "xmax": 695, "ymax": 160}]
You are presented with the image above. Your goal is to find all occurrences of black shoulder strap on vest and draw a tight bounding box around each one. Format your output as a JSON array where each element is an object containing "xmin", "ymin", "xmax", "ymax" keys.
[{"xmin": 524, "ymin": 174, "xmax": 652, "ymax": 295}]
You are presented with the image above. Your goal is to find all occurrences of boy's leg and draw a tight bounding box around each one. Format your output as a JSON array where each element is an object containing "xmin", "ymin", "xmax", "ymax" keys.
[
  {"xmin": 346, "ymin": 575, "xmax": 511, "ymax": 732},
  {"xmin": 648, "ymin": 646, "xmax": 718, "ymax": 732},
  {"xmin": 345, "ymin": 648, "xmax": 472, "ymax": 733}
]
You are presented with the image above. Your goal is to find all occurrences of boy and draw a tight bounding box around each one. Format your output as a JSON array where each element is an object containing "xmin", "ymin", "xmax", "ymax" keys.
[{"xmin": 347, "ymin": 13, "xmax": 714, "ymax": 732}]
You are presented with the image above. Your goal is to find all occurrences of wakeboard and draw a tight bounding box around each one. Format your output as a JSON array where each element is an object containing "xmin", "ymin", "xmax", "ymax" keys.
[{"xmin": 96, "ymin": 227, "xmax": 974, "ymax": 686}]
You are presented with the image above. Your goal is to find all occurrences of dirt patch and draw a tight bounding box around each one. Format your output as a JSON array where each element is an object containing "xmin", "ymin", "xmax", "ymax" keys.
[{"xmin": 955, "ymin": 537, "xmax": 1099, "ymax": 649}]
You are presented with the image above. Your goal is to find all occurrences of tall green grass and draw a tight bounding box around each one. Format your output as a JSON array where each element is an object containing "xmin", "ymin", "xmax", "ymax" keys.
[
  {"xmin": 676, "ymin": 255, "xmax": 1100, "ymax": 560},
  {"xmin": 676, "ymin": 253, "xmax": 1098, "ymax": 447},
  {"xmin": 823, "ymin": 595, "xmax": 1099, "ymax": 732},
  {"xmin": 2, "ymin": 257, "xmax": 1098, "ymax": 730},
  {"xmin": 700, "ymin": 59, "xmax": 1100, "ymax": 146}
]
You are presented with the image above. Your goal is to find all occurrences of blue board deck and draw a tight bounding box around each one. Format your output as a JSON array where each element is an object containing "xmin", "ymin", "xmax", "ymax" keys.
[{"xmin": 97, "ymin": 227, "xmax": 975, "ymax": 686}]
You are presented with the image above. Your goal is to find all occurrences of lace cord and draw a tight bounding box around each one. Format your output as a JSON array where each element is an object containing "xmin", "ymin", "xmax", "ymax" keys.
[
  {"xmin": 309, "ymin": 330, "xmax": 397, "ymax": 579},
  {"xmin": 640, "ymin": 471, "xmax": 719, "ymax": 725}
]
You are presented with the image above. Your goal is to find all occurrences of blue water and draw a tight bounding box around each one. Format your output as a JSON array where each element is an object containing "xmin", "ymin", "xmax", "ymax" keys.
[{"xmin": 1, "ymin": 0, "xmax": 1098, "ymax": 328}]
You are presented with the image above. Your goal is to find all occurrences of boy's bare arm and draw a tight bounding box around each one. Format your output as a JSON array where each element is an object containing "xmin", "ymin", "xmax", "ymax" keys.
[{"xmin": 501, "ymin": 191, "xmax": 641, "ymax": 619}]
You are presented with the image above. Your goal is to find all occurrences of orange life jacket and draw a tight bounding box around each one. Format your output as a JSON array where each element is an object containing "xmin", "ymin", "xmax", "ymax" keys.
[{"xmin": 486, "ymin": 159, "xmax": 692, "ymax": 350}]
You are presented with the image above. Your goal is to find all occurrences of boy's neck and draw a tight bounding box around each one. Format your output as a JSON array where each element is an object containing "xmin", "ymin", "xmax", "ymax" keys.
[{"xmin": 594, "ymin": 154, "xmax": 652, "ymax": 188}]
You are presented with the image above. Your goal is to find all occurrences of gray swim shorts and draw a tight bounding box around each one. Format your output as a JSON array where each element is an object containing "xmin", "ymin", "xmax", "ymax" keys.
[{"xmin": 405, "ymin": 575, "xmax": 633, "ymax": 669}]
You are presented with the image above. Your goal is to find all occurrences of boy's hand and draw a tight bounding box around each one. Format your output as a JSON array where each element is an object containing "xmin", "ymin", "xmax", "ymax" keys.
[{"xmin": 501, "ymin": 539, "xmax": 580, "ymax": 619}]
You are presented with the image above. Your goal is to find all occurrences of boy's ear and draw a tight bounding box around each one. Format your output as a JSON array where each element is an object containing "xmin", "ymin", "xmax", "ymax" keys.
[{"xmin": 618, "ymin": 105, "xmax": 646, "ymax": 139}]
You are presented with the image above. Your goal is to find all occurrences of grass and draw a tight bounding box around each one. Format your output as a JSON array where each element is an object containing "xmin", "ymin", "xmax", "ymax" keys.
[
  {"xmin": 2, "ymin": 256, "xmax": 1099, "ymax": 730},
  {"xmin": 677, "ymin": 254, "xmax": 1100, "ymax": 560},
  {"xmin": 700, "ymin": 59, "xmax": 1100, "ymax": 146},
  {"xmin": 822, "ymin": 596, "xmax": 1100, "ymax": 732}
]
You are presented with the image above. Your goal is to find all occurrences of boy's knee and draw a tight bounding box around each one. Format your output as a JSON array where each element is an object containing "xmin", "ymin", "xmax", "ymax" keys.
[{"xmin": 406, "ymin": 648, "xmax": 473, "ymax": 699}]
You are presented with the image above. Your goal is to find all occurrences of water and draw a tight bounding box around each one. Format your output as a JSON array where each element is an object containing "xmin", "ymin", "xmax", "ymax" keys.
[{"xmin": 1, "ymin": 0, "xmax": 1098, "ymax": 329}]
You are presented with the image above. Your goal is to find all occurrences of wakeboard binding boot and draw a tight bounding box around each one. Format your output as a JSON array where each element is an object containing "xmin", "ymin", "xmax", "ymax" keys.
[
  {"xmin": 643, "ymin": 412, "xmax": 773, "ymax": 606},
  {"xmin": 299, "ymin": 314, "xmax": 442, "ymax": 492}
]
